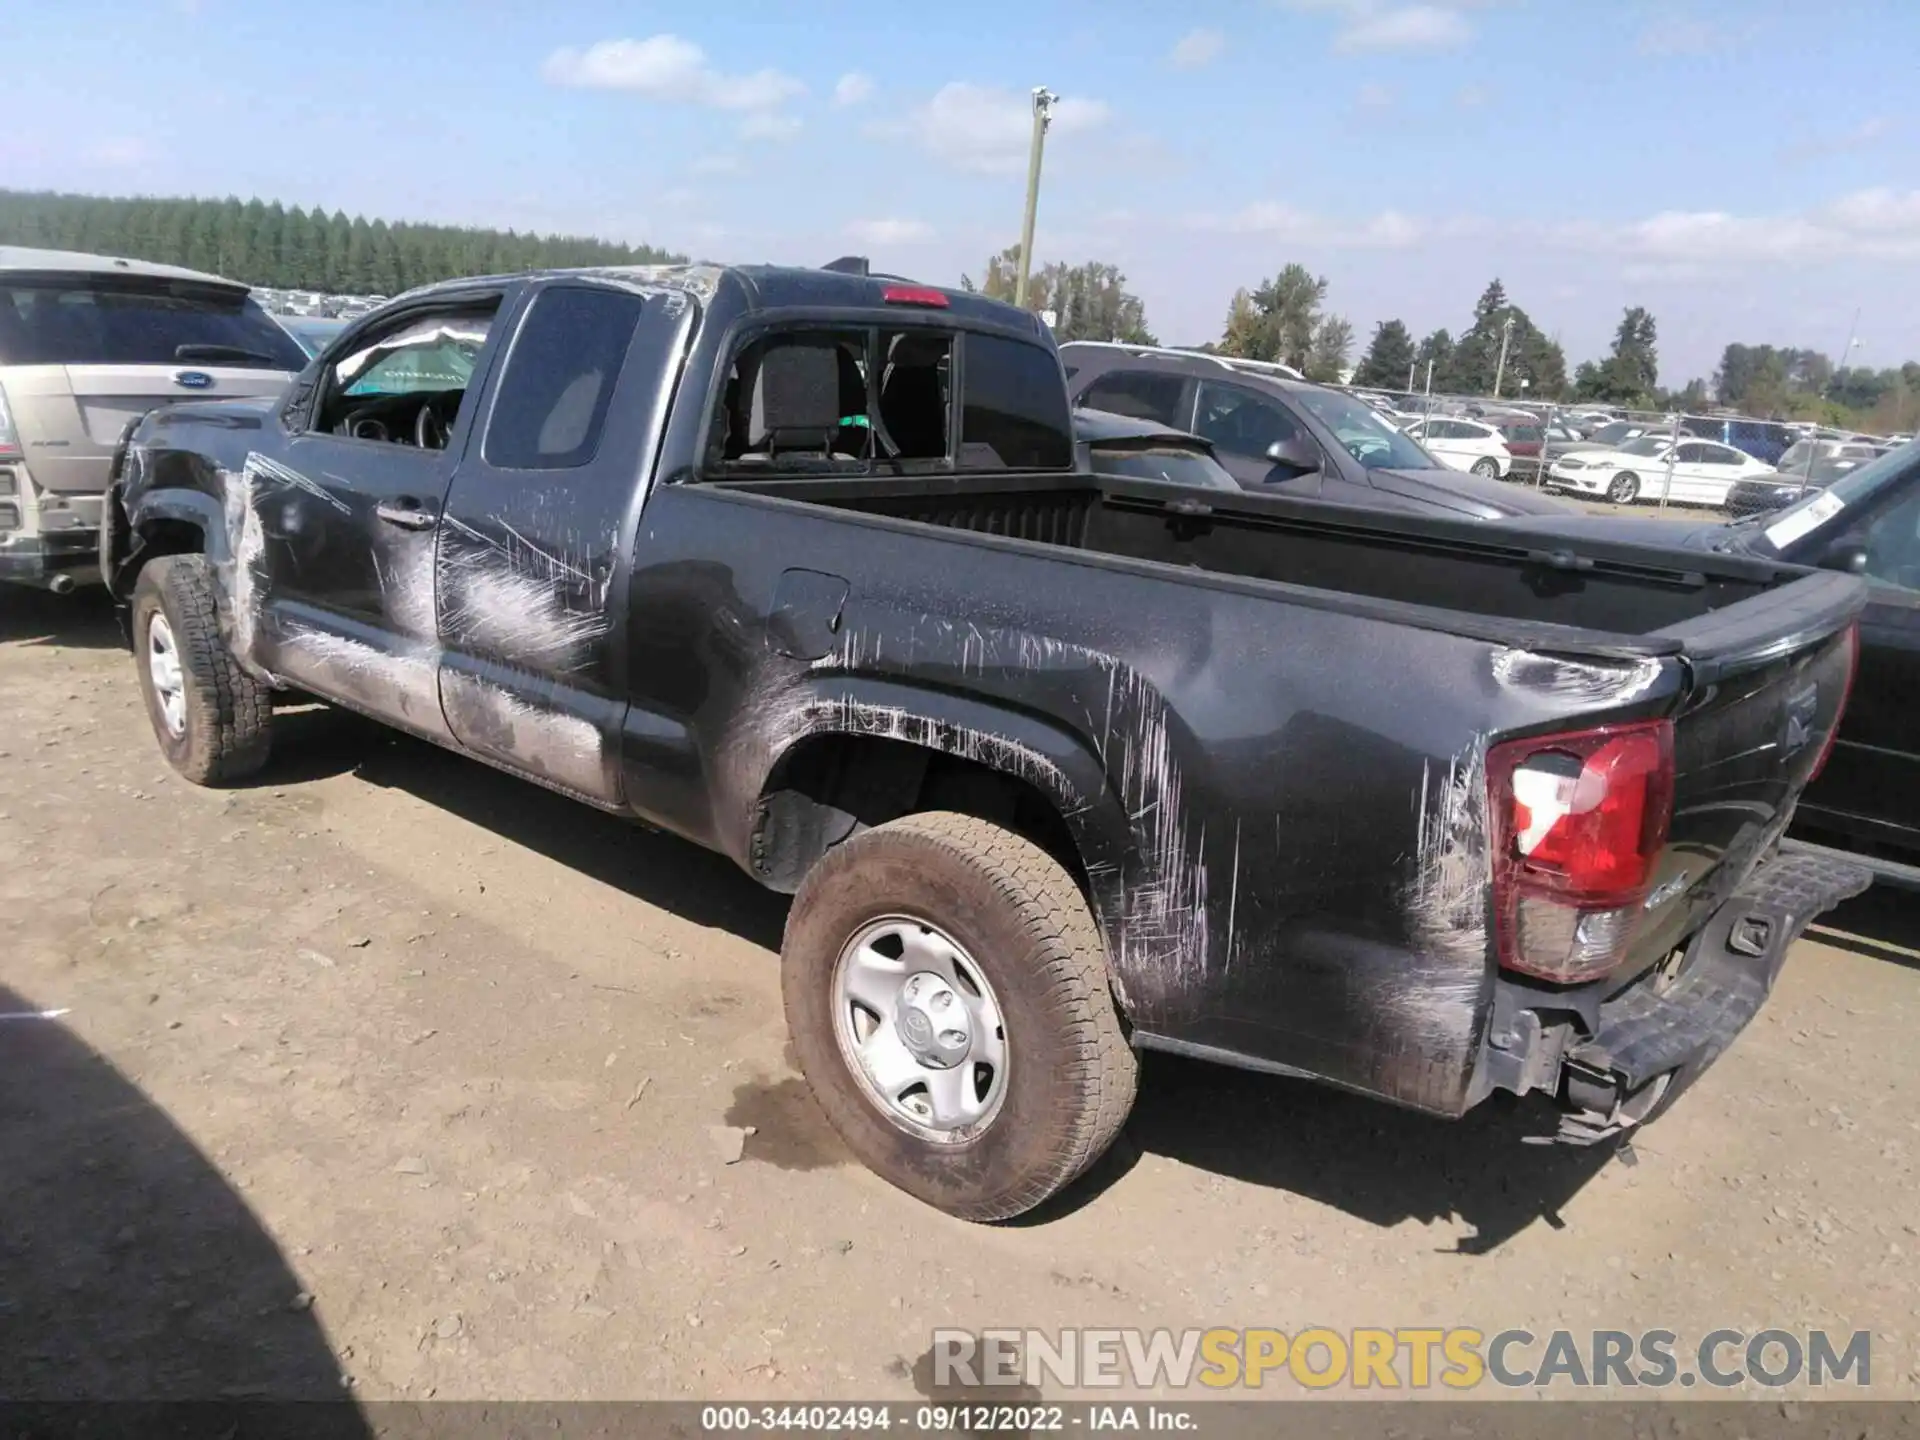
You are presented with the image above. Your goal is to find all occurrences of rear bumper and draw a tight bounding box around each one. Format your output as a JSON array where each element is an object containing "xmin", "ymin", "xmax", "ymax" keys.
[
  {"xmin": 1482, "ymin": 848, "xmax": 1871, "ymax": 1144},
  {"xmin": 0, "ymin": 530, "xmax": 102, "ymax": 590}
]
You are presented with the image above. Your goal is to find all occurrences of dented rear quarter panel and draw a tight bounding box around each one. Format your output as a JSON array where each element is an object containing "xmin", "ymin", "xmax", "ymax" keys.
[{"xmin": 618, "ymin": 481, "xmax": 1703, "ymax": 1115}]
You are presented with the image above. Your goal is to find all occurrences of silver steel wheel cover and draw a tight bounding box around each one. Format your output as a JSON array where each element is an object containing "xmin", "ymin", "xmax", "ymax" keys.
[
  {"xmin": 830, "ymin": 915, "xmax": 1009, "ymax": 1142},
  {"xmin": 147, "ymin": 614, "xmax": 188, "ymax": 738}
]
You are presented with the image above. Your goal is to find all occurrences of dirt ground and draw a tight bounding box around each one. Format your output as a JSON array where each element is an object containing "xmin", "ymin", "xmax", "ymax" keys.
[{"xmin": 3, "ymin": 586, "xmax": 1916, "ymax": 1405}]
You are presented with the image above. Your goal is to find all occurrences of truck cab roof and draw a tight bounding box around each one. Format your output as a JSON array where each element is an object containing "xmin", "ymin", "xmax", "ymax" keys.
[{"xmin": 390, "ymin": 262, "xmax": 1049, "ymax": 337}]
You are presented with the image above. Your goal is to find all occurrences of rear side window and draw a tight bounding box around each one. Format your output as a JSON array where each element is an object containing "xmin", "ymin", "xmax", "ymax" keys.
[
  {"xmin": 486, "ymin": 287, "xmax": 644, "ymax": 470},
  {"xmin": 0, "ymin": 277, "xmax": 307, "ymax": 370},
  {"xmin": 1080, "ymin": 370, "xmax": 1186, "ymax": 427},
  {"xmin": 961, "ymin": 334, "xmax": 1073, "ymax": 470}
]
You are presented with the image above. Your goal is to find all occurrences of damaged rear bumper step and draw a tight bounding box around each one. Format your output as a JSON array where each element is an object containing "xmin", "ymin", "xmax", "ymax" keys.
[{"xmin": 1548, "ymin": 848, "xmax": 1871, "ymax": 1145}]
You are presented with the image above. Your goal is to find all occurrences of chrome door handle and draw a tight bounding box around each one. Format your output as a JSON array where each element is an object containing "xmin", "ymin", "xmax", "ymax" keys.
[{"xmin": 375, "ymin": 500, "xmax": 438, "ymax": 531}]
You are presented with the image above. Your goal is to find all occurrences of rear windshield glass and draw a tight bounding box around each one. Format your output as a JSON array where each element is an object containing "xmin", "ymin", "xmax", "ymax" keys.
[{"xmin": 0, "ymin": 277, "xmax": 308, "ymax": 370}]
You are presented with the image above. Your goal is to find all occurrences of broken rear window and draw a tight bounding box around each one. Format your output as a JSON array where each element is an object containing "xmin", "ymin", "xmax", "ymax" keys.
[{"xmin": 707, "ymin": 326, "xmax": 1072, "ymax": 475}]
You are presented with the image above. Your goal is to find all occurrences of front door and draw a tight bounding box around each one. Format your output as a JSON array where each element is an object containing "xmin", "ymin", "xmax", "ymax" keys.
[
  {"xmin": 435, "ymin": 282, "xmax": 683, "ymax": 806},
  {"xmin": 1799, "ymin": 481, "xmax": 1920, "ymax": 849},
  {"xmin": 1192, "ymin": 380, "xmax": 1324, "ymax": 497},
  {"xmin": 248, "ymin": 294, "xmax": 507, "ymax": 740}
]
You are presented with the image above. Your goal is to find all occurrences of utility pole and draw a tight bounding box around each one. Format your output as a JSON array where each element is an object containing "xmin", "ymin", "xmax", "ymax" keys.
[
  {"xmin": 1492, "ymin": 313, "xmax": 1516, "ymax": 399},
  {"xmin": 1013, "ymin": 87, "xmax": 1058, "ymax": 312},
  {"xmin": 1837, "ymin": 307, "xmax": 1862, "ymax": 380}
]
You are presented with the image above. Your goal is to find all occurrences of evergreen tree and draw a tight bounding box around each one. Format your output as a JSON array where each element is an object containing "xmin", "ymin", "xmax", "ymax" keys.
[{"xmin": 1352, "ymin": 319, "xmax": 1417, "ymax": 390}]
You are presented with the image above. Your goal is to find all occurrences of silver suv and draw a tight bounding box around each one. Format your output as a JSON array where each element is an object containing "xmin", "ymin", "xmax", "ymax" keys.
[{"xmin": 0, "ymin": 247, "xmax": 307, "ymax": 591}]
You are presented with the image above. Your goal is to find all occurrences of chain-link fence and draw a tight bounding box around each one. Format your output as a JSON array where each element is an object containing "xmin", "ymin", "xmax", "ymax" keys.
[{"xmin": 1336, "ymin": 384, "xmax": 1895, "ymax": 520}]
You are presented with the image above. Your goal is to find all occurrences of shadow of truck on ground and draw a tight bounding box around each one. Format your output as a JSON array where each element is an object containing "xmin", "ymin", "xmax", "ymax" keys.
[{"xmin": 0, "ymin": 983, "xmax": 368, "ymax": 1427}]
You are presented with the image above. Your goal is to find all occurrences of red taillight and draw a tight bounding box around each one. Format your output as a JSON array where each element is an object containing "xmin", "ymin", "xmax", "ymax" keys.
[
  {"xmin": 1808, "ymin": 623, "xmax": 1859, "ymax": 782},
  {"xmin": 882, "ymin": 284, "xmax": 949, "ymax": 308},
  {"xmin": 1487, "ymin": 719, "xmax": 1675, "ymax": 984}
]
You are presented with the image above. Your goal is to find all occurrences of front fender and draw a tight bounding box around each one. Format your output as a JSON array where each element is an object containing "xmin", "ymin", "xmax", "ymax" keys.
[{"xmin": 126, "ymin": 489, "xmax": 231, "ymax": 564}]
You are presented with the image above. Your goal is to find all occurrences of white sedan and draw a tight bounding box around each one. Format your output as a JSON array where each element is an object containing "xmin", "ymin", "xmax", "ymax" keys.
[
  {"xmin": 1545, "ymin": 436, "xmax": 1774, "ymax": 507},
  {"xmin": 1402, "ymin": 417, "xmax": 1512, "ymax": 477}
]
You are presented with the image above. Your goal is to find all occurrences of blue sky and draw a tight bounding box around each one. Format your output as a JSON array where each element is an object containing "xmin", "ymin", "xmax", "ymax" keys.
[{"xmin": 5, "ymin": 0, "xmax": 1917, "ymax": 382}]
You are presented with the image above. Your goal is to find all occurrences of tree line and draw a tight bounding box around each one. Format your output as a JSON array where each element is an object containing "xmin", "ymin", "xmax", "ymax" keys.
[
  {"xmin": 0, "ymin": 188, "xmax": 683, "ymax": 295},
  {"xmin": 969, "ymin": 244, "xmax": 1920, "ymax": 430},
  {"xmin": 7, "ymin": 187, "xmax": 1913, "ymax": 431}
]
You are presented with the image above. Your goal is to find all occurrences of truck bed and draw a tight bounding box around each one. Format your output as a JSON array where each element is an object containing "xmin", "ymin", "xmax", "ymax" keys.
[{"xmin": 713, "ymin": 470, "xmax": 1834, "ymax": 653}]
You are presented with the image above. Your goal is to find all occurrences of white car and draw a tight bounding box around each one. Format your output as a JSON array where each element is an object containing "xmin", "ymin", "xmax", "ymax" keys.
[
  {"xmin": 1545, "ymin": 436, "xmax": 1774, "ymax": 507},
  {"xmin": 1402, "ymin": 417, "xmax": 1512, "ymax": 477}
]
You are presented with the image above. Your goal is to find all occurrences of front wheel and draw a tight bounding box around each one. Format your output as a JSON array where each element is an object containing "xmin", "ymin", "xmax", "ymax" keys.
[
  {"xmin": 781, "ymin": 812, "xmax": 1137, "ymax": 1221},
  {"xmin": 1607, "ymin": 472, "xmax": 1641, "ymax": 504},
  {"xmin": 132, "ymin": 555, "xmax": 273, "ymax": 785},
  {"xmin": 1471, "ymin": 456, "xmax": 1502, "ymax": 478}
]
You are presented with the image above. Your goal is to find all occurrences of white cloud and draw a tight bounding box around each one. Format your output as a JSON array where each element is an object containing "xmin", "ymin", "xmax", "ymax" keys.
[
  {"xmin": 83, "ymin": 137, "xmax": 152, "ymax": 167},
  {"xmin": 542, "ymin": 35, "xmax": 804, "ymax": 110},
  {"xmin": 1278, "ymin": 0, "xmax": 1476, "ymax": 53},
  {"xmin": 1190, "ymin": 203, "xmax": 1471, "ymax": 248},
  {"xmin": 1337, "ymin": 5, "xmax": 1472, "ymax": 51},
  {"xmin": 1542, "ymin": 188, "xmax": 1920, "ymax": 264},
  {"xmin": 689, "ymin": 153, "xmax": 744, "ymax": 176},
  {"xmin": 1635, "ymin": 15, "xmax": 1722, "ymax": 57},
  {"xmin": 833, "ymin": 72, "xmax": 874, "ymax": 107},
  {"xmin": 1781, "ymin": 116, "xmax": 1894, "ymax": 163},
  {"xmin": 1169, "ymin": 28, "xmax": 1225, "ymax": 69},
  {"xmin": 1190, "ymin": 184, "xmax": 1920, "ymax": 265},
  {"xmin": 846, "ymin": 218, "xmax": 935, "ymax": 246},
  {"xmin": 885, "ymin": 82, "xmax": 1111, "ymax": 175},
  {"xmin": 738, "ymin": 112, "xmax": 801, "ymax": 142}
]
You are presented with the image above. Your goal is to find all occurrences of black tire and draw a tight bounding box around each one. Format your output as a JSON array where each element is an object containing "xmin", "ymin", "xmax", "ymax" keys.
[
  {"xmin": 1607, "ymin": 472, "xmax": 1641, "ymax": 504},
  {"xmin": 1471, "ymin": 456, "xmax": 1502, "ymax": 478},
  {"xmin": 131, "ymin": 555, "xmax": 272, "ymax": 785},
  {"xmin": 782, "ymin": 811, "xmax": 1137, "ymax": 1221}
]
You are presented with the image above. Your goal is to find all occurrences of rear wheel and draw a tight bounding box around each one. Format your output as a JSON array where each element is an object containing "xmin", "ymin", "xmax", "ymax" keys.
[
  {"xmin": 781, "ymin": 812, "xmax": 1136, "ymax": 1221},
  {"xmin": 1471, "ymin": 456, "xmax": 1502, "ymax": 478},
  {"xmin": 132, "ymin": 555, "xmax": 272, "ymax": 785},
  {"xmin": 1607, "ymin": 472, "xmax": 1641, "ymax": 504}
]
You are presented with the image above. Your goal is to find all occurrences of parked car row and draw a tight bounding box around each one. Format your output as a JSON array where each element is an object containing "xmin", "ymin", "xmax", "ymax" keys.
[
  {"xmin": 1061, "ymin": 342, "xmax": 1574, "ymax": 519},
  {"xmin": 250, "ymin": 286, "xmax": 387, "ymax": 321}
]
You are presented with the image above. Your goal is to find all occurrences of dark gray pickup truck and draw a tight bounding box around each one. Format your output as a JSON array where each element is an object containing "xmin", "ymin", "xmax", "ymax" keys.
[{"xmin": 102, "ymin": 261, "xmax": 1870, "ymax": 1220}]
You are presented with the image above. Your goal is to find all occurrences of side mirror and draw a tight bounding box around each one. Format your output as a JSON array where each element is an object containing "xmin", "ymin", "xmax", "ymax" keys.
[
  {"xmin": 1818, "ymin": 542, "xmax": 1868, "ymax": 575},
  {"xmin": 1263, "ymin": 435, "xmax": 1320, "ymax": 474}
]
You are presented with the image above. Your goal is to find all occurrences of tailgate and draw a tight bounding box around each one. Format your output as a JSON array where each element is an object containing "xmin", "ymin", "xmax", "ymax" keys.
[
  {"xmin": 1, "ymin": 364, "xmax": 293, "ymax": 494},
  {"xmin": 1631, "ymin": 568, "xmax": 1865, "ymax": 969}
]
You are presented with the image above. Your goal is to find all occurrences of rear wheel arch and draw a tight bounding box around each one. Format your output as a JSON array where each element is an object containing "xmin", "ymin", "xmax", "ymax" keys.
[
  {"xmin": 754, "ymin": 726, "xmax": 1116, "ymax": 898},
  {"xmin": 750, "ymin": 706, "xmax": 1136, "ymax": 992}
]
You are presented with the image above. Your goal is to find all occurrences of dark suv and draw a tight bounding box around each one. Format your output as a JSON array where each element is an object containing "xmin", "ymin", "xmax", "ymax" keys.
[{"xmin": 1059, "ymin": 343, "xmax": 1575, "ymax": 521}]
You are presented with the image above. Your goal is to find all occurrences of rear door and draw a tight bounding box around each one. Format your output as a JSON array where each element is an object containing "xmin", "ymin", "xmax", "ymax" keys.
[
  {"xmin": 1671, "ymin": 442, "xmax": 1740, "ymax": 505},
  {"xmin": 436, "ymin": 281, "xmax": 690, "ymax": 806}
]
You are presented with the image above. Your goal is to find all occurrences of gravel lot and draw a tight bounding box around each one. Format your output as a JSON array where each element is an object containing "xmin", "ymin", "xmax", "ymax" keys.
[{"xmin": 3, "ymin": 586, "xmax": 1916, "ymax": 1405}]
